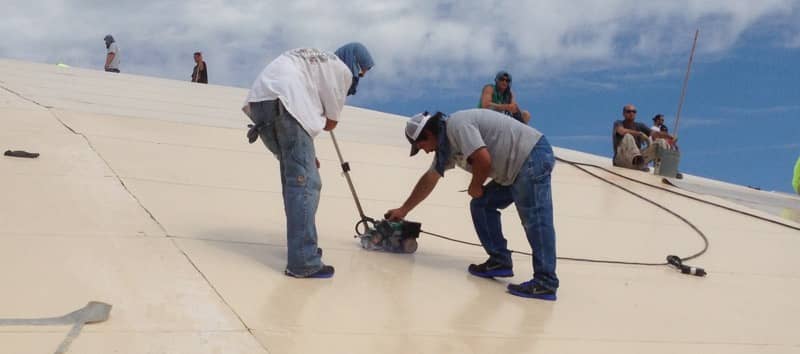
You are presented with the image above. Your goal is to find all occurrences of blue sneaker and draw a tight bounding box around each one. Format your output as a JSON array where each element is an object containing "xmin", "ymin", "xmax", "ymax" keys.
[
  {"xmin": 507, "ymin": 280, "xmax": 557, "ymax": 301},
  {"xmin": 468, "ymin": 259, "xmax": 513, "ymax": 278},
  {"xmin": 285, "ymin": 265, "xmax": 335, "ymax": 279}
]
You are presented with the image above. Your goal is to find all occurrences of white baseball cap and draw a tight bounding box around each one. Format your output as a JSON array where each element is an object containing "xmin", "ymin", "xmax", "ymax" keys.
[{"xmin": 406, "ymin": 112, "xmax": 432, "ymax": 156}]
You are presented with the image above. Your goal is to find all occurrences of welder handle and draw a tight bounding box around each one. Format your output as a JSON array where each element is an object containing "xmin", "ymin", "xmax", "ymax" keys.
[{"xmin": 329, "ymin": 131, "xmax": 368, "ymax": 220}]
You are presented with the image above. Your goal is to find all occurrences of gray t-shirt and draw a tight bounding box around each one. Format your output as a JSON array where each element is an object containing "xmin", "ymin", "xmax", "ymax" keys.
[
  {"xmin": 432, "ymin": 109, "xmax": 543, "ymax": 186},
  {"xmin": 107, "ymin": 43, "xmax": 120, "ymax": 69},
  {"xmin": 612, "ymin": 119, "xmax": 650, "ymax": 158}
]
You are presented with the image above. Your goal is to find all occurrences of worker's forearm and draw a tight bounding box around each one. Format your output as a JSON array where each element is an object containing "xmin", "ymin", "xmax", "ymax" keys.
[
  {"xmin": 469, "ymin": 160, "xmax": 491, "ymax": 190},
  {"xmin": 401, "ymin": 171, "xmax": 439, "ymax": 212},
  {"xmin": 483, "ymin": 102, "xmax": 505, "ymax": 111},
  {"xmin": 494, "ymin": 103, "xmax": 511, "ymax": 111},
  {"xmin": 105, "ymin": 54, "xmax": 114, "ymax": 67},
  {"xmin": 625, "ymin": 128, "xmax": 642, "ymax": 136},
  {"xmin": 655, "ymin": 132, "xmax": 673, "ymax": 140}
]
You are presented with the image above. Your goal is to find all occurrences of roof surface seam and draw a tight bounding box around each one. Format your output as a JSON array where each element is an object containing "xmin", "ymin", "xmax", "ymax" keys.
[
  {"xmin": 47, "ymin": 109, "xmax": 269, "ymax": 349},
  {"xmin": 44, "ymin": 110, "xmax": 169, "ymax": 234},
  {"xmin": 171, "ymin": 239, "xmax": 272, "ymax": 353},
  {"xmin": 0, "ymin": 82, "xmax": 53, "ymax": 109},
  {"xmin": 1, "ymin": 80, "xmax": 274, "ymax": 352}
]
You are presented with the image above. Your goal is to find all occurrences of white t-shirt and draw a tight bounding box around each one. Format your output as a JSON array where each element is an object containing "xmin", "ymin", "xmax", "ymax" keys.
[
  {"xmin": 244, "ymin": 48, "xmax": 353, "ymax": 138},
  {"xmin": 107, "ymin": 43, "xmax": 120, "ymax": 69}
]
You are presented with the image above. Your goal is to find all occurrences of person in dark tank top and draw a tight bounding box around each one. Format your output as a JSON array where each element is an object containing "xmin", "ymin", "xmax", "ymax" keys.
[
  {"xmin": 478, "ymin": 71, "xmax": 531, "ymax": 124},
  {"xmin": 191, "ymin": 52, "xmax": 208, "ymax": 84}
]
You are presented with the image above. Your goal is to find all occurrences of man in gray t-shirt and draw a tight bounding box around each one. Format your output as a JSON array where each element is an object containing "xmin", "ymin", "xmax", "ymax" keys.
[
  {"xmin": 386, "ymin": 108, "xmax": 560, "ymax": 300},
  {"xmin": 103, "ymin": 35, "xmax": 120, "ymax": 73},
  {"xmin": 439, "ymin": 108, "xmax": 540, "ymax": 185}
]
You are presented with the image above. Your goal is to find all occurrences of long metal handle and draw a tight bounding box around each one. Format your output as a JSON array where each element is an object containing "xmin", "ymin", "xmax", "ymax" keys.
[
  {"xmin": 329, "ymin": 131, "xmax": 369, "ymax": 221},
  {"xmin": 673, "ymin": 29, "xmax": 699, "ymax": 137}
]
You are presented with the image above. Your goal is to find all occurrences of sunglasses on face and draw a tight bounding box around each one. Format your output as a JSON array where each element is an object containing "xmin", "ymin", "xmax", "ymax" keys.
[
  {"xmin": 497, "ymin": 78, "xmax": 510, "ymax": 83},
  {"xmin": 625, "ymin": 110, "xmax": 637, "ymax": 114}
]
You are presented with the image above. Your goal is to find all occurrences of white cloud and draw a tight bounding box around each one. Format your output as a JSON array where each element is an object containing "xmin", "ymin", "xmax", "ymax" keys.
[
  {"xmin": 0, "ymin": 0, "xmax": 796, "ymax": 100},
  {"xmin": 789, "ymin": 34, "xmax": 800, "ymax": 48},
  {"xmin": 693, "ymin": 143, "xmax": 800, "ymax": 156},
  {"xmin": 679, "ymin": 117, "xmax": 723, "ymax": 128},
  {"xmin": 548, "ymin": 135, "xmax": 609, "ymax": 143},
  {"xmin": 719, "ymin": 105, "xmax": 800, "ymax": 115}
]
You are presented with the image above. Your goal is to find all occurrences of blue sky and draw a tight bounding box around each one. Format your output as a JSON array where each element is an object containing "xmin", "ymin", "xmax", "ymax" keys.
[
  {"xmin": 1, "ymin": 1, "xmax": 798, "ymax": 192},
  {"xmin": 351, "ymin": 32, "xmax": 800, "ymax": 193}
]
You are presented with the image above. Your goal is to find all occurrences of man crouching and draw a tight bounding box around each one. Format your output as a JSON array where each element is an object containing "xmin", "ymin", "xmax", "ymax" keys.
[{"xmin": 385, "ymin": 109, "xmax": 559, "ymax": 300}]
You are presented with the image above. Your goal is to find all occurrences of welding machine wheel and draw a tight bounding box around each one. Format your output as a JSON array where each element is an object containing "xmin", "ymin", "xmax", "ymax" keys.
[{"xmin": 402, "ymin": 238, "xmax": 418, "ymax": 253}]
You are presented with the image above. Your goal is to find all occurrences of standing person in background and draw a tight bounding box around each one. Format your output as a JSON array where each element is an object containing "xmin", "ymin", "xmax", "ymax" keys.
[
  {"xmin": 191, "ymin": 52, "xmax": 208, "ymax": 84},
  {"xmin": 243, "ymin": 43, "xmax": 374, "ymax": 279},
  {"xmin": 103, "ymin": 35, "xmax": 120, "ymax": 73}
]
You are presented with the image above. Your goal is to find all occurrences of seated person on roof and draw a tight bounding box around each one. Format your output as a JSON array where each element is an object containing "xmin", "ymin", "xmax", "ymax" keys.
[
  {"xmin": 479, "ymin": 71, "xmax": 531, "ymax": 124},
  {"xmin": 651, "ymin": 113, "xmax": 679, "ymax": 149},
  {"xmin": 651, "ymin": 114, "xmax": 669, "ymax": 133},
  {"xmin": 612, "ymin": 104, "xmax": 675, "ymax": 171}
]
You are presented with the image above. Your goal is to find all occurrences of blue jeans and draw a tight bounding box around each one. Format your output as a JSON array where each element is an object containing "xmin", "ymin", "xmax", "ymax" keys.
[
  {"xmin": 469, "ymin": 136, "xmax": 559, "ymax": 290},
  {"xmin": 249, "ymin": 100, "xmax": 323, "ymax": 276}
]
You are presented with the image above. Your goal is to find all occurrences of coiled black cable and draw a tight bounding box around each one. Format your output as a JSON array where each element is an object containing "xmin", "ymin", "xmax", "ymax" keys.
[{"xmin": 418, "ymin": 156, "xmax": 721, "ymax": 273}]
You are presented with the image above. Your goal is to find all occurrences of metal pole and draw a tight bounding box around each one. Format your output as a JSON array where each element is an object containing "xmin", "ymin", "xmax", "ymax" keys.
[
  {"xmin": 329, "ymin": 131, "xmax": 368, "ymax": 221},
  {"xmin": 673, "ymin": 29, "xmax": 699, "ymax": 137}
]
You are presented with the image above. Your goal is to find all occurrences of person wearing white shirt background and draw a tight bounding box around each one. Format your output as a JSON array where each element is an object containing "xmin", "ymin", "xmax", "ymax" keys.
[
  {"xmin": 651, "ymin": 114, "xmax": 668, "ymax": 133},
  {"xmin": 103, "ymin": 35, "xmax": 120, "ymax": 73},
  {"xmin": 243, "ymin": 43, "xmax": 374, "ymax": 279}
]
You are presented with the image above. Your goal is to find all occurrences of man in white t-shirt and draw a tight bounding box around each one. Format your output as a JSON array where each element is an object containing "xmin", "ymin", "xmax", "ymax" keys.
[
  {"xmin": 651, "ymin": 114, "xmax": 668, "ymax": 133},
  {"xmin": 243, "ymin": 43, "xmax": 374, "ymax": 278},
  {"xmin": 103, "ymin": 35, "xmax": 120, "ymax": 73}
]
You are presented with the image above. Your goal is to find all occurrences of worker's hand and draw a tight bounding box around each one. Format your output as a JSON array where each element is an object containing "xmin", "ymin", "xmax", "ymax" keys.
[
  {"xmin": 468, "ymin": 183, "xmax": 484, "ymax": 199},
  {"xmin": 324, "ymin": 118, "xmax": 338, "ymax": 131},
  {"xmin": 384, "ymin": 207, "xmax": 408, "ymax": 221},
  {"xmin": 508, "ymin": 102, "xmax": 520, "ymax": 112},
  {"xmin": 639, "ymin": 132, "xmax": 649, "ymax": 140},
  {"xmin": 315, "ymin": 158, "xmax": 320, "ymax": 169}
]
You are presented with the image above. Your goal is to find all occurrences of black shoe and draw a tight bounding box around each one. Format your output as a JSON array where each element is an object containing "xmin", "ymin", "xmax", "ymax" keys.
[
  {"xmin": 507, "ymin": 281, "xmax": 557, "ymax": 301},
  {"xmin": 676, "ymin": 172, "xmax": 684, "ymax": 179},
  {"xmin": 285, "ymin": 265, "xmax": 335, "ymax": 279},
  {"xmin": 468, "ymin": 259, "xmax": 513, "ymax": 278}
]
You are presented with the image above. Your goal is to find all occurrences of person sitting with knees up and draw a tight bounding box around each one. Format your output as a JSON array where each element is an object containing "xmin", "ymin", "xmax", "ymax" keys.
[
  {"xmin": 612, "ymin": 104, "xmax": 675, "ymax": 171},
  {"xmin": 479, "ymin": 71, "xmax": 531, "ymax": 124},
  {"xmin": 651, "ymin": 113, "xmax": 679, "ymax": 150},
  {"xmin": 651, "ymin": 114, "xmax": 668, "ymax": 133}
]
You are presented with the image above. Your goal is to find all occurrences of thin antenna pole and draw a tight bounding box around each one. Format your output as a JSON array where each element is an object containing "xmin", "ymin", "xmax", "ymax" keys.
[{"xmin": 674, "ymin": 29, "xmax": 699, "ymax": 136}]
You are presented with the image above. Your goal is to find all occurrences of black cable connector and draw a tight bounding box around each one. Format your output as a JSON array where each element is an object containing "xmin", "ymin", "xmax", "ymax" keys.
[{"xmin": 667, "ymin": 255, "xmax": 707, "ymax": 277}]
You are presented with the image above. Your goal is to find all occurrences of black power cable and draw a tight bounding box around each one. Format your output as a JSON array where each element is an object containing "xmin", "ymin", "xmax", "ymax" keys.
[
  {"xmin": 558, "ymin": 157, "xmax": 800, "ymax": 232},
  {"xmin": 420, "ymin": 156, "xmax": 799, "ymax": 276},
  {"xmin": 417, "ymin": 156, "xmax": 716, "ymax": 276}
]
